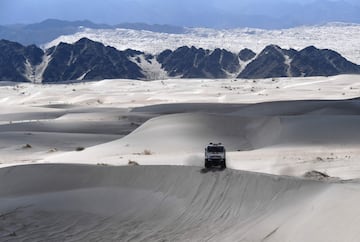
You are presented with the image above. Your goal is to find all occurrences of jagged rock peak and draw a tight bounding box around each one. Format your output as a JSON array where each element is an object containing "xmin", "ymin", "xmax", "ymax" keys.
[{"xmin": 0, "ymin": 39, "xmax": 360, "ymax": 82}]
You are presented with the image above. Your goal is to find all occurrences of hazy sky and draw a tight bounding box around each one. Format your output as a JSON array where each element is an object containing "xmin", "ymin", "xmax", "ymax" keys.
[{"xmin": 1, "ymin": 0, "xmax": 359, "ymax": 27}]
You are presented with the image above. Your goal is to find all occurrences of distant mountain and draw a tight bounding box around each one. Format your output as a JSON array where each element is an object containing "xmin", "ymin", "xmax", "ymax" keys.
[
  {"xmin": 290, "ymin": 46, "xmax": 360, "ymax": 77},
  {"xmin": 0, "ymin": 38, "xmax": 359, "ymax": 83},
  {"xmin": 238, "ymin": 45, "xmax": 360, "ymax": 79},
  {"xmin": 0, "ymin": 40, "xmax": 44, "ymax": 82},
  {"xmin": 239, "ymin": 49, "xmax": 256, "ymax": 62},
  {"xmin": 115, "ymin": 23, "xmax": 185, "ymax": 34},
  {"xmin": 217, "ymin": 0, "xmax": 360, "ymax": 29},
  {"xmin": 24, "ymin": 19, "xmax": 111, "ymax": 30},
  {"xmin": 288, "ymin": 0, "xmax": 360, "ymax": 27},
  {"xmin": 3, "ymin": 0, "xmax": 359, "ymax": 29},
  {"xmin": 43, "ymin": 38, "xmax": 145, "ymax": 82},
  {"xmin": 0, "ymin": 19, "xmax": 104, "ymax": 46},
  {"xmin": 238, "ymin": 45, "xmax": 296, "ymax": 78},
  {"xmin": 0, "ymin": 19, "xmax": 186, "ymax": 46},
  {"xmin": 45, "ymin": 23, "xmax": 360, "ymax": 65},
  {"xmin": 0, "ymin": 38, "xmax": 146, "ymax": 82},
  {"xmin": 157, "ymin": 46, "xmax": 240, "ymax": 78}
]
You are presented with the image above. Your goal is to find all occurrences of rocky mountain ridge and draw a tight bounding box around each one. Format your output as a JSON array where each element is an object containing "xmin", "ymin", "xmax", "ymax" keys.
[{"xmin": 1, "ymin": 38, "xmax": 359, "ymax": 83}]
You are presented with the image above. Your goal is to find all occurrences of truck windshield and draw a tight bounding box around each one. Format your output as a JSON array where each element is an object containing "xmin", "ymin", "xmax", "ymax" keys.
[{"xmin": 207, "ymin": 146, "xmax": 224, "ymax": 152}]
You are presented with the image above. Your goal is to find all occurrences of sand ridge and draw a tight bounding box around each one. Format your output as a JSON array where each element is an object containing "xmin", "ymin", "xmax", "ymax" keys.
[
  {"xmin": 0, "ymin": 164, "xmax": 333, "ymax": 241},
  {"xmin": 1, "ymin": 164, "xmax": 360, "ymax": 241},
  {"xmin": 43, "ymin": 97, "xmax": 360, "ymax": 179},
  {"xmin": 2, "ymin": 75, "xmax": 360, "ymax": 240}
]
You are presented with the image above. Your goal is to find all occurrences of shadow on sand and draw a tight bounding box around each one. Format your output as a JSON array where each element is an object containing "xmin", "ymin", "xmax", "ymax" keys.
[{"xmin": 200, "ymin": 167, "xmax": 226, "ymax": 173}]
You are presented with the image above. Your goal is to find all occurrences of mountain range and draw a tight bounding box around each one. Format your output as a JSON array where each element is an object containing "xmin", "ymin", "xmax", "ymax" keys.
[
  {"xmin": 1, "ymin": 38, "xmax": 360, "ymax": 83},
  {"xmin": 0, "ymin": 19, "xmax": 186, "ymax": 46},
  {"xmin": 2, "ymin": 0, "xmax": 360, "ymax": 29}
]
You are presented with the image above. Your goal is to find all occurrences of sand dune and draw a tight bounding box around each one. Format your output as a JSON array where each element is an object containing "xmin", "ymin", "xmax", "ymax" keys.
[
  {"xmin": 44, "ymin": 98, "xmax": 360, "ymax": 180},
  {"xmin": 0, "ymin": 104, "xmax": 153, "ymax": 166},
  {"xmin": 43, "ymin": 113, "xmax": 280, "ymax": 165},
  {"xmin": 1, "ymin": 164, "xmax": 360, "ymax": 241},
  {"xmin": 2, "ymin": 75, "xmax": 360, "ymax": 241}
]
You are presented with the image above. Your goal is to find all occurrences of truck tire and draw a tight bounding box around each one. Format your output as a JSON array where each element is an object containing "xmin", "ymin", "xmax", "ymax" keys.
[
  {"xmin": 205, "ymin": 159, "xmax": 211, "ymax": 169},
  {"xmin": 221, "ymin": 159, "xmax": 226, "ymax": 169}
]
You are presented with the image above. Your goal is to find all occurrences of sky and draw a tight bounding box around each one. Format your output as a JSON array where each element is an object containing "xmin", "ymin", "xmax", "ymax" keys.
[{"xmin": 0, "ymin": 0, "xmax": 359, "ymax": 28}]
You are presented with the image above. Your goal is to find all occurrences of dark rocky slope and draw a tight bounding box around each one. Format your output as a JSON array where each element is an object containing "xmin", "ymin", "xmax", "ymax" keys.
[
  {"xmin": 43, "ymin": 38, "xmax": 145, "ymax": 82},
  {"xmin": 157, "ymin": 46, "xmax": 240, "ymax": 78},
  {"xmin": 0, "ymin": 38, "xmax": 359, "ymax": 83}
]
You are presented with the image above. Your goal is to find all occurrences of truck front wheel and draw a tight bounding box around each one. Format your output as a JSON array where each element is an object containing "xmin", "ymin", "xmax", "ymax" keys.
[
  {"xmin": 221, "ymin": 160, "xmax": 226, "ymax": 169},
  {"xmin": 205, "ymin": 159, "xmax": 211, "ymax": 169}
]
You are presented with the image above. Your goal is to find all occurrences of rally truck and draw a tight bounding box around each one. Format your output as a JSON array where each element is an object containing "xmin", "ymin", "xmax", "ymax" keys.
[{"xmin": 204, "ymin": 143, "xmax": 226, "ymax": 169}]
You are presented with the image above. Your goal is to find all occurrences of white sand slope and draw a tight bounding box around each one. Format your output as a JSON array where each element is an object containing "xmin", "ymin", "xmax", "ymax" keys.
[
  {"xmin": 0, "ymin": 103, "xmax": 153, "ymax": 166},
  {"xmin": 2, "ymin": 75, "xmax": 360, "ymax": 240},
  {"xmin": 1, "ymin": 164, "xmax": 360, "ymax": 241},
  {"xmin": 44, "ymin": 97, "xmax": 360, "ymax": 179},
  {"xmin": 2, "ymin": 76, "xmax": 360, "ymax": 177}
]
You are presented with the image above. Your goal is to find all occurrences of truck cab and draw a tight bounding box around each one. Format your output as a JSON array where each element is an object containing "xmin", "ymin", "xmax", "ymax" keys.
[{"xmin": 205, "ymin": 143, "xmax": 226, "ymax": 169}]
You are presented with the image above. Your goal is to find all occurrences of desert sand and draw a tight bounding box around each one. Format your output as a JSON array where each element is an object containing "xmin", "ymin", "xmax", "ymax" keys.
[{"xmin": 1, "ymin": 74, "xmax": 360, "ymax": 241}]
